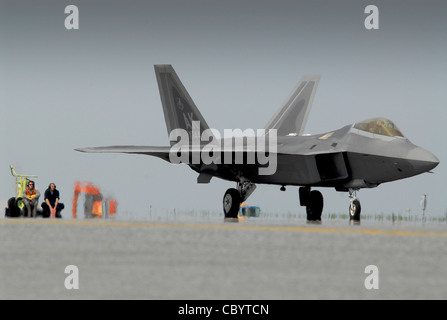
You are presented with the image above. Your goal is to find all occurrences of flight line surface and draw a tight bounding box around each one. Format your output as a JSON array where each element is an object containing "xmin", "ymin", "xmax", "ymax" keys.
[{"xmin": 0, "ymin": 217, "xmax": 446, "ymax": 300}]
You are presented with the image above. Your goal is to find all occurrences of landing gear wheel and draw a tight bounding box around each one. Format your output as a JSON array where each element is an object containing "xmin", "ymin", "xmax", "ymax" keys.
[
  {"xmin": 349, "ymin": 199, "xmax": 361, "ymax": 224},
  {"xmin": 223, "ymin": 188, "xmax": 241, "ymax": 220},
  {"xmin": 6, "ymin": 197, "xmax": 21, "ymax": 218},
  {"xmin": 306, "ymin": 190, "xmax": 323, "ymax": 223}
]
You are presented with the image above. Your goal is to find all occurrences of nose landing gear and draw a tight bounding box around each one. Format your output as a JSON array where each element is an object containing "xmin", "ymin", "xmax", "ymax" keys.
[{"xmin": 349, "ymin": 189, "xmax": 361, "ymax": 225}]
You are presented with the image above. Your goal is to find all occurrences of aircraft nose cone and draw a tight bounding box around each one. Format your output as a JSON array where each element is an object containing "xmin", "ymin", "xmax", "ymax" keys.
[{"xmin": 408, "ymin": 147, "xmax": 439, "ymax": 172}]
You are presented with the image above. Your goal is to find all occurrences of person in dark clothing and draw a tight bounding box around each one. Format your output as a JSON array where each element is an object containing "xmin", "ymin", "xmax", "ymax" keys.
[{"xmin": 41, "ymin": 183, "xmax": 64, "ymax": 218}]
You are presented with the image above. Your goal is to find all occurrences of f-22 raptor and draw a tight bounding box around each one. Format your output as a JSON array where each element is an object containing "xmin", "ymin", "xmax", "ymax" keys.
[{"xmin": 76, "ymin": 65, "xmax": 439, "ymax": 223}]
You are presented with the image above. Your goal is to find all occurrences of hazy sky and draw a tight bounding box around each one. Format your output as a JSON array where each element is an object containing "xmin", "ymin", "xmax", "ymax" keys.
[{"xmin": 1, "ymin": 0, "xmax": 446, "ymax": 218}]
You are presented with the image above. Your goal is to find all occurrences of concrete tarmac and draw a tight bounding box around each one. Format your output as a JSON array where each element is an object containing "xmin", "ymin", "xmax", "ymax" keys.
[{"xmin": 0, "ymin": 217, "xmax": 446, "ymax": 300}]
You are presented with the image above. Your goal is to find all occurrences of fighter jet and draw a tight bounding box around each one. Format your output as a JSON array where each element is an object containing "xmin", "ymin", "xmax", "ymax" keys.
[{"xmin": 76, "ymin": 65, "xmax": 439, "ymax": 223}]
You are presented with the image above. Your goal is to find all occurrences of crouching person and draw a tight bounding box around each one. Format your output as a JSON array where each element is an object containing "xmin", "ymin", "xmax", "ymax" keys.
[
  {"xmin": 41, "ymin": 183, "xmax": 64, "ymax": 218},
  {"xmin": 22, "ymin": 181, "xmax": 40, "ymax": 218}
]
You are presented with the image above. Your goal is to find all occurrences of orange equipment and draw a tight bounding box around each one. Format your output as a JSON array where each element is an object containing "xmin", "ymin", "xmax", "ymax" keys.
[{"xmin": 72, "ymin": 181, "xmax": 117, "ymax": 219}]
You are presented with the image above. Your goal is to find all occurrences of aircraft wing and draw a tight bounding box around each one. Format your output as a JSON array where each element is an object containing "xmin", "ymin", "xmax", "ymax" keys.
[
  {"xmin": 75, "ymin": 144, "xmax": 277, "ymax": 183},
  {"xmin": 75, "ymin": 146, "xmax": 171, "ymax": 162},
  {"xmin": 264, "ymin": 75, "xmax": 321, "ymax": 136}
]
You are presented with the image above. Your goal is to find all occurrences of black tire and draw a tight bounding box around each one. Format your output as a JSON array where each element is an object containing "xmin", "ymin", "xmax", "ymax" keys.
[
  {"xmin": 299, "ymin": 187, "xmax": 311, "ymax": 207},
  {"xmin": 349, "ymin": 199, "xmax": 361, "ymax": 222},
  {"xmin": 40, "ymin": 203, "xmax": 50, "ymax": 218},
  {"xmin": 7, "ymin": 197, "xmax": 21, "ymax": 218},
  {"xmin": 7, "ymin": 197, "xmax": 15, "ymax": 209},
  {"xmin": 223, "ymin": 188, "xmax": 241, "ymax": 219},
  {"xmin": 306, "ymin": 190, "xmax": 323, "ymax": 222}
]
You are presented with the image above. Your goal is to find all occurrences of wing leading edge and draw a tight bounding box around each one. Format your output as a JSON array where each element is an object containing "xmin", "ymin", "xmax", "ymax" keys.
[{"xmin": 75, "ymin": 146, "xmax": 172, "ymax": 162}]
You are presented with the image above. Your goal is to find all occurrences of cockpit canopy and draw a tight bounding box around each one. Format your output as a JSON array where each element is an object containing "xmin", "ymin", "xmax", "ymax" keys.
[{"xmin": 353, "ymin": 118, "xmax": 404, "ymax": 137}]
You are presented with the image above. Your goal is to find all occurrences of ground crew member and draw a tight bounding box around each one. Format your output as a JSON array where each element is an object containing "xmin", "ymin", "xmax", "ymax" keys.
[
  {"xmin": 41, "ymin": 183, "xmax": 65, "ymax": 218},
  {"xmin": 22, "ymin": 180, "xmax": 40, "ymax": 218}
]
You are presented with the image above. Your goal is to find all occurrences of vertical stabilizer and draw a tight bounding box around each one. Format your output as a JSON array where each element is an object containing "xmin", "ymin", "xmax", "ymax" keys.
[
  {"xmin": 264, "ymin": 75, "xmax": 321, "ymax": 136},
  {"xmin": 155, "ymin": 65, "xmax": 213, "ymax": 145}
]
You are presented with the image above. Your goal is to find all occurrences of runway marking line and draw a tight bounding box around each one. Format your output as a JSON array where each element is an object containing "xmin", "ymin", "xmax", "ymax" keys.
[{"xmin": 1, "ymin": 218, "xmax": 446, "ymax": 238}]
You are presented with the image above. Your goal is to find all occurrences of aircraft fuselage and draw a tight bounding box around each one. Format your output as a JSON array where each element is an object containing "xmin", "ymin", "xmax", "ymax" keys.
[{"xmin": 198, "ymin": 123, "xmax": 439, "ymax": 192}]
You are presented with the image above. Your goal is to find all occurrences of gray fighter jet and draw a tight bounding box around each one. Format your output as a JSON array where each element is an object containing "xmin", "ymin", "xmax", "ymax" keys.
[{"xmin": 76, "ymin": 65, "xmax": 439, "ymax": 223}]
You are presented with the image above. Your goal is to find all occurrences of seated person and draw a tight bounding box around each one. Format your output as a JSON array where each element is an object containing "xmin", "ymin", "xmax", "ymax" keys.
[
  {"xmin": 41, "ymin": 183, "xmax": 64, "ymax": 218},
  {"xmin": 22, "ymin": 180, "xmax": 40, "ymax": 218}
]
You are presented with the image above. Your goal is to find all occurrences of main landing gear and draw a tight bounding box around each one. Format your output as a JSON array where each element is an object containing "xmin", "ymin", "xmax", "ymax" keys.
[
  {"xmin": 223, "ymin": 176, "xmax": 256, "ymax": 220},
  {"xmin": 299, "ymin": 187, "xmax": 362, "ymax": 224},
  {"xmin": 299, "ymin": 187, "xmax": 323, "ymax": 223}
]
